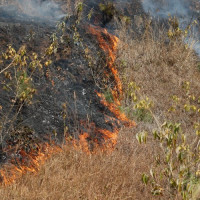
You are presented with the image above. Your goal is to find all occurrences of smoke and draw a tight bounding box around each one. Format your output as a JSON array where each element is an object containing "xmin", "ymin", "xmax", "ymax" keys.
[
  {"xmin": 141, "ymin": 0, "xmax": 200, "ymax": 56},
  {"xmin": 0, "ymin": 0, "xmax": 65, "ymax": 21},
  {"xmin": 141, "ymin": 0, "xmax": 190, "ymax": 18},
  {"xmin": 17, "ymin": 0, "xmax": 65, "ymax": 19}
]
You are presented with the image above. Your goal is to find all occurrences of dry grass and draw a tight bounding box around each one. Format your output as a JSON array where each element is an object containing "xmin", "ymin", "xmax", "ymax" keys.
[
  {"xmin": 0, "ymin": 12, "xmax": 200, "ymax": 200},
  {"xmin": 115, "ymin": 21, "xmax": 200, "ymax": 199},
  {"xmin": 0, "ymin": 129, "xmax": 154, "ymax": 200},
  {"xmin": 116, "ymin": 22, "xmax": 200, "ymax": 134}
]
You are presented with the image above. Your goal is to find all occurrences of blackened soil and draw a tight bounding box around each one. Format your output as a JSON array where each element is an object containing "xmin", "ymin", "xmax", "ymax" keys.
[{"xmin": 0, "ymin": 2, "xmax": 131, "ymax": 165}]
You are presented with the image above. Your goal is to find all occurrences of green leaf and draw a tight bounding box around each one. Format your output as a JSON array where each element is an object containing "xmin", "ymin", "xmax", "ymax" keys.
[{"xmin": 142, "ymin": 174, "xmax": 149, "ymax": 185}]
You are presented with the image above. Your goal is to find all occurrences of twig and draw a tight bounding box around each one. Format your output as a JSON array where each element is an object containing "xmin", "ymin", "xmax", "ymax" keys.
[{"xmin": 0, "ymin": 59, "xmax": 15, "ymax": 75}]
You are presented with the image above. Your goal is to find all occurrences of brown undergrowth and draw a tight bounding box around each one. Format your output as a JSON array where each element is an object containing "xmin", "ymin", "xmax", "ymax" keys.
[
  {"xmin": 0, "ymin": 13, "xmax": 200, "ymax": 200},
  {"xmin": 116, "ymin": 20, "xmax": 200, "ymax": 135},
  {"xmin": 116, "ymin": 20, "xmax": 200, "ymax": 199},
  {"xmin": 0, "ymin": 129, "xmax": 153, "ymax": 200}
]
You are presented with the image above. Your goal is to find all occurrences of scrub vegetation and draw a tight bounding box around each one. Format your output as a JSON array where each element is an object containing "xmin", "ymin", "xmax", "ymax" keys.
[{"xmin": 0, "ymin": 1, "xmax": 200, "ymax": 200}]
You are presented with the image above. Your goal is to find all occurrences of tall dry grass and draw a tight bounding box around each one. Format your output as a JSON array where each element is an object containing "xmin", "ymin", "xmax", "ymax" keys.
[
  {"xmin": 0, "ymin": 129, "xmax": 154, "ymax": 200},
  {"xmin": 116, "ymin": 21, "xmax": 200, "ymax": 134},
  {"xmin": 116, "ymin": 20, "xmax": 200, "ymax": 199},
  {"xmin": 0, "ymin": 16, "xmax": 200, "ymax": 200}
]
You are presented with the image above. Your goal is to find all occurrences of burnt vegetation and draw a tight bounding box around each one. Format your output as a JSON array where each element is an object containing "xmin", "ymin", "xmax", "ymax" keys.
[
  {"xmin": 0, "ymin": 0, "xmax": 135, "ymax": 184},
  {"xmin": 0, "ymin": 0, "xmax": 200, "ymax": 199}
]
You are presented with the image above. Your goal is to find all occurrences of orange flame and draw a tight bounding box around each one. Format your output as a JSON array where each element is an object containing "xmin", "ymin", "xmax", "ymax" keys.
[
  {"xmin": 0, "ymin": 25, "xmax": 135, "ymax": 186},
  {"xmin": 0, "ymin": 143, "xmax": 61, "ymax": 186},
  {"xmin": 88, "ymin": 25, "xmax": 135, "ymax": 126},
  {"xmin": 68, "ymin": 121, "xmax": 118, "ymax": 153},
  {"xmin": 73, "ymin": 25, "xmax": 135, "ymax": 153},
  {"xmin": 78, "ymin": 133, "xmax": 90, "ymax": 152},
  {"xmin": 96, "ymin": 91, "xmax": 135, "ymax": 127},
  {"xmin": 88, "ymin": 25, "xmax": 122, "ymax": 98}
]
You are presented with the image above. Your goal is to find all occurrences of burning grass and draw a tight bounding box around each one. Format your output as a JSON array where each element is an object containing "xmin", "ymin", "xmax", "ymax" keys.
[
  {"xmin": 0, "ymin": 129, "xmax": 153, "ymax": 200},
  {"xmin": 89, "ymin": 25, "xmax": 122, "ymax": 97},
  {"xmin": 0, "ymin": 142, "xmax": 62, "ymax": 186},
  {"xmin": 0, "ymin": 1, "xmax": 200, "ymax": 199},
  {"xmin": 1, "ymin": 20, "xmax": 199, "ymax": 199},
  {"xmin": 0, "ymin": 14, "xmax": 135, "ymax": 185}
]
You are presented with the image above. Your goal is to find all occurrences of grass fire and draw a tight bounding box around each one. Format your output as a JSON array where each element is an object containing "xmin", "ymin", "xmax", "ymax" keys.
[{"xmin": 0, "ymin": 0, "xmax": 200, "ymax": 199}]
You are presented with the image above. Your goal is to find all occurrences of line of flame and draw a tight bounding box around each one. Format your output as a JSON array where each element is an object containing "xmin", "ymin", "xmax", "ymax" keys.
[
  {"xmin": 0, "ymin": 143, "xmax": 62, "ymax": 186},
  {"xmin": 88, "ymin": 25, "xmax": 122, "ymax": 98},
  {"xmin": 0, "ymin": 24, "xmax": 135, "ymax": 186}
]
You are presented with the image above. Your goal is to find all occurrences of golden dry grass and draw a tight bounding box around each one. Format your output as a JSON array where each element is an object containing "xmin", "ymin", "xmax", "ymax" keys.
[
  {"xmin": 0, "ymin": 13, "xmax": 200, "ymax": 200},
  {"xmin": 115, "ymin": 22, "xmax": 200, "ymax": 199},
  {"xmin": 0, "ymin": 129, "xmax": 154, "ymax": 200},
  {"xmin": 116, "ymin": 22, "xmax": 200, "ymax": 134}
]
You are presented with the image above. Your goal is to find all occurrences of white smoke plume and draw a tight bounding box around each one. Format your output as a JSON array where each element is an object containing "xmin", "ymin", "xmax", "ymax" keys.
[
  {"xmin": 16, "ymin": 0, "xmax": 64, "ymax": 19},
  {"xmin": 141, "ymin": 0, "xmax": 200, "ymax": 56},
  {"xmin": 141, "ymin": 0, "xmax": 190, "ymax": 18},
  {"xmin": 0, "ymin": 0, "xmax": 65, "ymax": 21}
]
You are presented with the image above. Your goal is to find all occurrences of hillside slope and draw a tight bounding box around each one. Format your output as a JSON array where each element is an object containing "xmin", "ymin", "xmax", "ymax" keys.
[{"xmin": 0, "ymin": 0, "xmax": 200, "ymax": 199}]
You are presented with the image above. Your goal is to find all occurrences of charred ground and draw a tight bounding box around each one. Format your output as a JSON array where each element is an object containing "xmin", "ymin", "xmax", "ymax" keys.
[
  {"xmin": 0, "ymin": 0, "xmax": 200, "ymax": 199},
  {"xmin": 0, "ymin": 0, "xmax": 141, "ymax": 172}
]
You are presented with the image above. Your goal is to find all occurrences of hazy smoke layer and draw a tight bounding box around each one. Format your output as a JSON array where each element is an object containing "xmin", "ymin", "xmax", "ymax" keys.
[
  {"xmin": 16, "ymin": 0, "xmax": 64, "ymax": 19},
  {"xmin": 0, "ymin": 0, "xmax": 65, "ymax": 21},
  {"xmin": 141, "ymin": 0, "xmax": 200, "ymax": 55},
  {"xmin": 142, "ymin": 0, "xmax": 190, "ymax": 18}
]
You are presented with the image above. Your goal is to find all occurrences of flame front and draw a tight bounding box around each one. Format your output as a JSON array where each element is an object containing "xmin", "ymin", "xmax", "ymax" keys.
[
  {"xmin": 0, "ymin": 25, "xmax": 135, "ymax": 186},
  {"xmin": 88, "ymin": 25, "xmax": 122, "ymax": 98},
  {"xmin": 96, "ymin": 91, "xmax": 135, "ymax": 127},
  {"xmin": 0, "ymin": 143, "xmax": 62, "ymax": 186},
  {"xmin": 73, "ymin": 25, "xmax": 136, "ymax": 152},
  {"xmin": 88, "ymin": 25, "xmax": 135, "ymax": 126}
]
